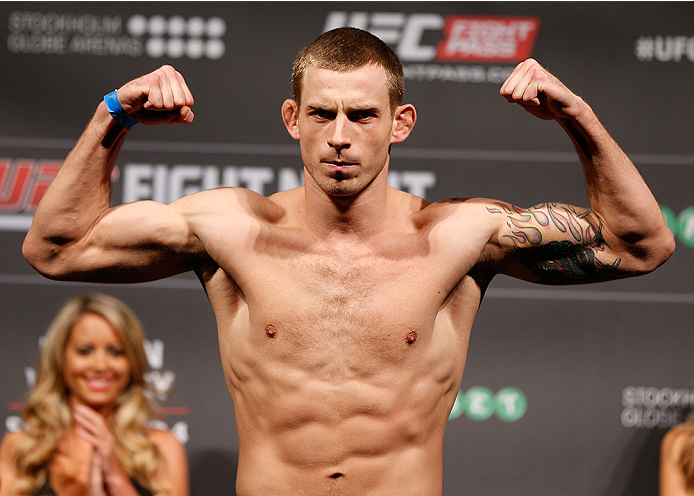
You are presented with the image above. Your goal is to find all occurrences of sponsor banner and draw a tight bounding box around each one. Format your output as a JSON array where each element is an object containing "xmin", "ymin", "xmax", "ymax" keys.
[
  {"xmin": 448, "ymin": 386, "xmax": 527, "ymax": 422},
  {"xmin": 0, "ymin": 159, "xmax": 437, "ymax": 231},
  {"xmin": 635, "ymin": 35, "xmax": 694, "ymax": 63},
  {"xmin": 0, "ymin": 159, "xmax": 61, "ymax": 214},
  {"xmin": 6, "ymin": 11, "xmax": 226, "ymax": 60},
  {"xmin": 661, "ymin": 205, "xmax": 694, "ymax": 248},
  {"xmin": 436, "ymin": 16, "xmax": 540, "ymax": 63},
  {"xmin": 4, "ymin": 157, "xmax": 693, "ymax": 249},
  {"xmin": 621, "ymin": 386, "xmax": 693, "ymax": 429},
  {"xmin": 323, "ymin": 11, "xmax": 540, "ymax": 83}
]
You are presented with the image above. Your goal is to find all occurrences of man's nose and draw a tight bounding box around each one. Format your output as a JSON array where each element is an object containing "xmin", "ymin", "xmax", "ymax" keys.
[{"xmin": 328, "ymin": 116, "xmax": 350, "ymax": 153}]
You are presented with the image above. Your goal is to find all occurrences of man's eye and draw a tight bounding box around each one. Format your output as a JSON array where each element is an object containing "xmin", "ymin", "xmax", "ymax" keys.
[{"xmin": 350, "ymin": 111, "xmax": 373, "ymax": 121}]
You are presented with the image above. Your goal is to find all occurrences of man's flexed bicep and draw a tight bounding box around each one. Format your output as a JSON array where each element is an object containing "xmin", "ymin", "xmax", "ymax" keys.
[
  {"xmin": 490, "ymin": 59, "xmax": 675, "ymax": 283},
  {"xmin": 486, "ymin": 200, "xmax": 636, "ymax": 285},
  {"xmin": 23, "ymin": 65, "xmax": 199, "ymax": 282},
  {"xmin": 24, "ymin": 198, "xmax": 205, "ymax": 283}
]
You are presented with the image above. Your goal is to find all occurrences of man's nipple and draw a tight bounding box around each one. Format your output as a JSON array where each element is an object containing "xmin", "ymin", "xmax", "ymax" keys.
[
  {"xmin": 406, "ymin": 330, "xmax": 418, "ymax": 346},
  {"xmin": 265, "ymin": 324, "xmax": 277, "ymax": 338}
]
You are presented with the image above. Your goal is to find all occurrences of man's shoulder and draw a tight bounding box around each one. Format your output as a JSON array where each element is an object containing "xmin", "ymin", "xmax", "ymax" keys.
[
  {"xmin": 415, "ymin": 196, "xmax": 512, "ymax": 261},
  {"xmin": 422, "ymin": 195, "xmax": 504, "ymax": 209},
  {"xmin": 418, "ymin": 196, "xmax": 508, "ymax": 223},
  {"xmin": 183, "ymin": 185, "xmax": 279, "ymax": 204},
  {"xmin": 177, "ymin": 186, "xmax": 297, "ymax": 222}
]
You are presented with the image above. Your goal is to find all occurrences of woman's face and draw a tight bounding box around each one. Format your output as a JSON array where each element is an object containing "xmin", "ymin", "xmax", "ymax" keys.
[{"xmin": 63, "ymin": 313, "xmax": 132, "ymax": 412}]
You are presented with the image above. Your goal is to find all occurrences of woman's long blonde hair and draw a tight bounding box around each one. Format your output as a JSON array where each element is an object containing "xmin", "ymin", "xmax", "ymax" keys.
[{"xmin": 9, "ymin": 293, "xmax": 165, "ymax": 496}]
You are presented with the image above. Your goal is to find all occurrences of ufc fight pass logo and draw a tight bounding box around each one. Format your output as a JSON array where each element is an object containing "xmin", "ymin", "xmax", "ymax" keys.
[{"xmin": 324, "ymin": 11, "xmax": 540, "ymax": 81}]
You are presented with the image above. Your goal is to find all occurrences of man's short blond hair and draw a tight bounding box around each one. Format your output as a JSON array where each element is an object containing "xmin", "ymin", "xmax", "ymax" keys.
[{"xmin": 291, "ymin": 27, "xmax": 405, "ymax": 112}]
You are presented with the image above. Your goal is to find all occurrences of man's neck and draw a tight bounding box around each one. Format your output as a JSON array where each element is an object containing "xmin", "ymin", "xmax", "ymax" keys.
[{"xmin": 302, "ymin": 173, "xmax": 394, "ymax": 240}]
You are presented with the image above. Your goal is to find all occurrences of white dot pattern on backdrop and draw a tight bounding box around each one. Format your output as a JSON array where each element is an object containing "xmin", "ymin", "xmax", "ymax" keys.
[{"xmin": 127, "ymin": 15, "xmax": 227, "ymax": 60}]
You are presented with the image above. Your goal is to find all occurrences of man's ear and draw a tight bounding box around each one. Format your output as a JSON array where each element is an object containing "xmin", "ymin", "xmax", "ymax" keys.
[
  {"xmin": 282, "ymin": 99, "xmax": 300, "ymax": 140},
  {"xmin": 390, "ymin": 104, "xmax": 416, "ymax": 144}
]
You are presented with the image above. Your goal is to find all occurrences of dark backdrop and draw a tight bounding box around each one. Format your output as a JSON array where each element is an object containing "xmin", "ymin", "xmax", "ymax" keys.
[{"xmin": 1, "ymin": 3, "xmax": 693, "ymax": 495}]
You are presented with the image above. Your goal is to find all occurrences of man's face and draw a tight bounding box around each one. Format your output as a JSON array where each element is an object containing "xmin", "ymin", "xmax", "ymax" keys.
[{"xmin": 293, "ymin": 64, "xmax": 397, "ymax": 198}]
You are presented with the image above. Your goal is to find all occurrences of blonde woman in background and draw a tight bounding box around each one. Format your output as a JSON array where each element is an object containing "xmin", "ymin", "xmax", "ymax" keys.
[{"xmin": 0, "ymin": 293, "xmax": 189, "ymax": 496}]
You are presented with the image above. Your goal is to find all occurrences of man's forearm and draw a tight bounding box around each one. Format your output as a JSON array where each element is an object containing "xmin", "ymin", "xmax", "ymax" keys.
[
  {"xmin": 23, "ymin": 102, "xmax": 128, "ymax": 272},
  {"xmin": 560, "ymin": 101, "xmax": 674, "ymax": 267}
]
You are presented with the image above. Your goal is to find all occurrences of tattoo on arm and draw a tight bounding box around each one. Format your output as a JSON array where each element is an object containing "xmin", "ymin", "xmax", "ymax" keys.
[{"xmin": 487, "ymin": 202, "xmax": 624, "ymax": 284}]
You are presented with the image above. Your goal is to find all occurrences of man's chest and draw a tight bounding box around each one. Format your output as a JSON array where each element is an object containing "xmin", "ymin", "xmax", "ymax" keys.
[
  {"xmin": 202, "ymin": 214, "xmax": 488, "ymax": 337},
  {"xmin": 205, "ymin": 226, "xmax": 484, "ymax": 381}
]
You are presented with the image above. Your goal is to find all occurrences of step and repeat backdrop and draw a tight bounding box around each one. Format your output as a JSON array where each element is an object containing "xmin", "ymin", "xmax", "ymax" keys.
[{"xmin": 1, "ymin": 2, "xmax": 693, "ymax": 495}]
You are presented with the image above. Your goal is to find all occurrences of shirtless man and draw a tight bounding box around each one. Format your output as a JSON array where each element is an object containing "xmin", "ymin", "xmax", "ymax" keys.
[{"xmin": 22, "ymin": 28, "xmax": 674, "ymax": 496}]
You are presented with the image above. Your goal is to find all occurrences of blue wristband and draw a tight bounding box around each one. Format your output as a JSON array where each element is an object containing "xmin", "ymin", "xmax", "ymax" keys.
[{"xmin": 103, "ymin": 90, "xmax": 139, "ymax": 129}]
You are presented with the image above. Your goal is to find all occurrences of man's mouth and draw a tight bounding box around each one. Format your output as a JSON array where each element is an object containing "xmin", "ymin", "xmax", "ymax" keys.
[{"xmin": 324, "ymin": 160, "xmax": 356, "ymax": 167}]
